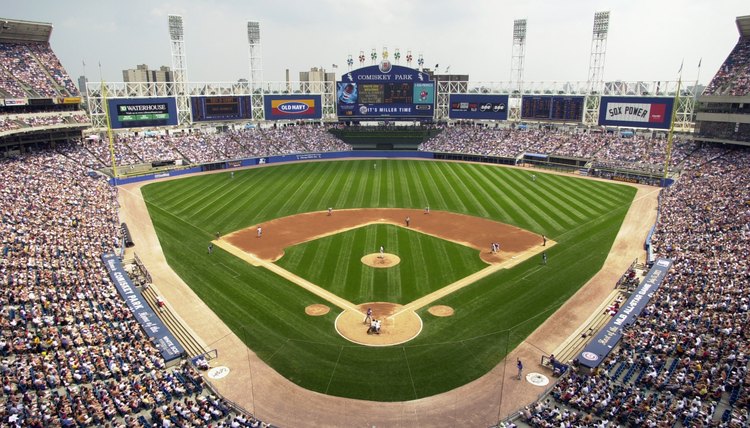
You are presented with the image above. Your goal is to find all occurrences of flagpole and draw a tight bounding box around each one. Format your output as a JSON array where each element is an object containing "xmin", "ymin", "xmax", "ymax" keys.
[
  {"xmin": 663, "ymin": 62, "xmax": 683, "ymax": 182},
  {"xmin": 99, "ymin": 62, "xmax": 119, "ymax": 180},
  {"xmin": 694, "ymin": 58, "xmax": 702, "ymax": 97}
]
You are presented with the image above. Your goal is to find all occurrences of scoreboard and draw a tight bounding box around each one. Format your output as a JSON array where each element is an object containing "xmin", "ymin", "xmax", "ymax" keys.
[
  {"xmin": 191, "ymin": 95, "xmax": 253, "ymax": 121},
  {"xmin": 521, "ymin": 95, "xmax": 585, "ymax": 122},
  {"xmin": 336, "ymin": 63, "xmax": 435, "ymax": 120},
  {"xmin": 358, "ymin": 83, "xmax": 414, "ymax": 104}
]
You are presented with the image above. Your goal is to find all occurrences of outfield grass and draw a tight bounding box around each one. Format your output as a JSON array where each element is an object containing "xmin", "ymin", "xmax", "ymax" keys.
[
  {"xmin": 276, "ymin": 224, "xmax": 487, "ymax": 304},
  {"xmin": 141, "ymin": 159, "xmax": 636, "ymax": 401}
]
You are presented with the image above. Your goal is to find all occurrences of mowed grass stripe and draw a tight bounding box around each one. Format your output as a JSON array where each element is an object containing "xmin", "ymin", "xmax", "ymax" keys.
[
  {"xmin": 453, "ymin": 164, "xmax": 516, "ymax": 222},
  {"xmin": 530, "ymin": 175, "xmax": 602, "ymax": 219},
  {"xmin": 546, "ymin": 173, "xmax": 626, "ymax": 210},
  {"xmin": 349, "ymin": 162, "xmax": 372, "ymax": 208},
  {"xmin": 405, "ymin": 161, "xmax": 430, "ymax": 209},
  {"xmin": 415, "ymin": 161, "xmax": 448, "ymax": 209},
  {"xmin": 479, "ymin": 168, "xmax": 551, "ymax": 232},
  {"xmin": 201, "ymin": 169, "xmax": 287, "ymax": 223},
  {"xmin": 331, "ymin": 161, "xmax": 358, "ymax": 209},
  {"xmin": 329, "ymin": 230, "xmax": 356, "ymax": 297},
  {"xmin": 394, "ymin": 162, "xmax": 414, "ymax": 208},
  {"xmin": 494, "ymin": 170, "xmax": 568, "ymax": 231},
  {"xmin": 403, "ymin": 227, "xmax": 431, "ymax": 298},
  {"xmin": 359, "ymin": 225, "xmax": 378, "ymax": 298},
  {"xmin": 273, "ymin": 162, "xmax": 332, "ymax": 216},
  {"xmin": 369, "ymin": 162, "xmax": 382, "ymax": 207},
  {"xmin": 428, "ymin": 163, "xmax": 469, "ymax": 212},
  {"xmin": 439, "ymin": 164, "xmax": 491, "ymax": 217},
  {"xmin": 504, "ymin": 169, "xmax": 590, "ymax": 223}
]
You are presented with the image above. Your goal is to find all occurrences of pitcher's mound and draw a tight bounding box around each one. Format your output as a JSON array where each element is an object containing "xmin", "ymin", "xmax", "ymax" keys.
[
  {"xmin": 428, "ymin": 305, "xmax": 454, "ymax": 317},
  {"xmin": 305, "ymin": 304, "xmax": 330, "ymax": 316},
  {"xmin": 335, "ymin": 302, "xmax": 422, "ymax": 346},
  {"xmin": 361, "ymin": 253, "xmax": 401, "ymax": 268}
]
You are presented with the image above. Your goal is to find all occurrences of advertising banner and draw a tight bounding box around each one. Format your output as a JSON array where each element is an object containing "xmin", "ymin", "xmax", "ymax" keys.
[
  {"xmin": 598, "ymin": 97, "xmax": 675, "ymax": 129},
  {"xmin": 101, "ymin": 253, "xmax": 185, "ymax": 361},
  {"xmin": 263, "ymin": 95, "xmax": 322, "ymax": 120},
  {"xmin": 578, "ymin": 258, "xmax": 673, "ymax": 368},
  {"xmin": 107, "ymin": 97, "xmax": 179, "ymax": 129},
  {"xmin": 448, "ymin": 94, "xmax": 509, "ymax": 120},
  {"xmin": 4, "ymin": 98, "xmax": 28, "ymax": 106}
]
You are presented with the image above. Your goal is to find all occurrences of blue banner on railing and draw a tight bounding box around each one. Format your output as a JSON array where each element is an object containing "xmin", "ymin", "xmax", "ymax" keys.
[
  {"xmin": 101, "ymin": 253, "xmax": 185, "ymax": 362},
  {"xmin": 578, "ymin": 258, "xmax": 673, "ymax": 368}
]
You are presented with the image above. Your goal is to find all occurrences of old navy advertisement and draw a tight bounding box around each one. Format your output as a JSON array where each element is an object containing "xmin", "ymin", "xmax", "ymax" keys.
[
  {"xmin": 336, "ymin": 62, "xmax": 435, "ymax": 119},
  {"xmin": 578, "ymin": 258, "xmax": 673, "ymax": 368},
  {"xmin": 263, "ymin": 94, "xmax": 322, "ymax": 120},
  {"xmin": 448, "ymin": 94, "xmax": 509, "ymax": 120},
  {"xmin": 598, "ymin": 96, "xmax": 675, "ymax": 129}
]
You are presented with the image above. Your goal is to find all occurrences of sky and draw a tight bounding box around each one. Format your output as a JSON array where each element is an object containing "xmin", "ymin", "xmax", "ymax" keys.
[{"xmin": 3, "ymin": 0, "xmax": 748, "ymax": 85}]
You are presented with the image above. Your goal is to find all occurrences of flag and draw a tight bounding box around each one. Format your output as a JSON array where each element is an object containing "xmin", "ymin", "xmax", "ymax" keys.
[
  {"xmin": 434, "ymin": 63, "xmax": 439, "ymax": 69},
  {"xmin": 332, "ymin": 64, "xmax": 338, "ymax": 68},
  {"xmin": 82, "ymin": 59, "xmax": 86, "ymax": 67},
  {"xmin": 698, "ymin": 58, "xmax": 702, "ymax": 68}
]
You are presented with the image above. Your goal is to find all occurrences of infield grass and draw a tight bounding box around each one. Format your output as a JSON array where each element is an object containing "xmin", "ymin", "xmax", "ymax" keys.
[
  {"xmin": 141, "ymin": 159, "xmax": 637, "ymax": 401},
  {"xmin": 276, "ymin": 223, "xmax": 487, "ymax": 304}
]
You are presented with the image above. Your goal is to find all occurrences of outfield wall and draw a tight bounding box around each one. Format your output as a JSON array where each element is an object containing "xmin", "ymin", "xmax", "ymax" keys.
[{"xmin": 110, "ymin": 151, "xmax": 434, "ymax": 185}]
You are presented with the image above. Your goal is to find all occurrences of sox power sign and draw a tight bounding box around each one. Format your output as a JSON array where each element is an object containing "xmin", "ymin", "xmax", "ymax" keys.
[{"xmin": 598, "ymin": 96, "xmax": 675, "ymax": 129}]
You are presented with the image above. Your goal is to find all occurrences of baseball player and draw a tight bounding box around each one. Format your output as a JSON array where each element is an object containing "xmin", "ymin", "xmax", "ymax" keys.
[
  {"xmin": 328, "ymin": 207, "xmax": 332, "ymax": 216},
  {"xmin": 542, "ymin": 235, "xmax": 547, "ymax": 246},
  {"xmin": 517, "ymin": 359, "xmax": 523, "ymax": 380},
  {"xmin": 405, "ymin": 216, "xmax": 410, "ymax": 227},
  {"xmin": 364, "ymin": 307, "xmax": 373, "ymax": 324},
  {"xmin": 379, "ymin": 246, "xmax": 384, "ymax": 259},
  {"xmin": 257, "ymin": 226, "xmax": 262, "ymax": 238}
]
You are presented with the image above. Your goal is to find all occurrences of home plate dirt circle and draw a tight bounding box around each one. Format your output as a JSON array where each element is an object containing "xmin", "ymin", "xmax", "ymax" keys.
[
  {"xmin": 360, "ymin": 253, "xmax": 401, "ymax": 268},
  {"xmin": 304, "ymin": 304, "xmax": 330, "ymax": 316},
  {"xmin": 335, "ymin": 302, "xmax": 422, "ymax": 346}
]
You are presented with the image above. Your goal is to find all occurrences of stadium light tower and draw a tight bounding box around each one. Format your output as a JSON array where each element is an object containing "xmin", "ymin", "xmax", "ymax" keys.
[
  {"xmin": 247, "ymin": 22, "xmax": 263, "ymax": 92},
  {"xmin": 247, "ymin": 21, "xmax": 264, "ymax": 120},
  {"xmin": 510, "ymin": 19, "xmax": 527, "ymax": 90},
  {"xmin": 168, "ymin": 15, "xmax": 191, "ymax": 126},
  {"xmin": 508, "ymin": 19, "xmax": 527, "ymax": 122},
  {"xmin": 587, "ymin": 11, "xmax": 609, "ymax": 90},
  {"xmin": 584, "ymin": 11, "xmax": 610, "ymax": 125}
]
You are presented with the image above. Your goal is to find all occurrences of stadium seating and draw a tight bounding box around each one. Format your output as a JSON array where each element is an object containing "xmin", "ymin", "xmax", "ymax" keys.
[
  {"xmin": 704, "ymin": 37, "xmax": 750, "ymax": 96},
  {"xmin": 0, "ymin": 41, "xmax": 79, "ymax": 98}
]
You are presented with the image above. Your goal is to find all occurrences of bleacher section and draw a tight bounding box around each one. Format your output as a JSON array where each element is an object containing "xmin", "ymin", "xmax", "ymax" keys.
[{"xmin": 0, "ymin": 41, "xmax": 79, "ymax": 98}]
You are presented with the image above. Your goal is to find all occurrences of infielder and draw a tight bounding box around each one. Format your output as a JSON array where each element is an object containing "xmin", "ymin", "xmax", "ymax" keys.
[{"xmin": 257, "ymin": 226, "xmax": 262, "ymax": 238}]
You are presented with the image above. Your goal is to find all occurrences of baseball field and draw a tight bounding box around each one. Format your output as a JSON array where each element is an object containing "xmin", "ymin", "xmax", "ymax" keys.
[{"xmin": 140, "ymin": 159, "xmax": 636, "ymax": 401}]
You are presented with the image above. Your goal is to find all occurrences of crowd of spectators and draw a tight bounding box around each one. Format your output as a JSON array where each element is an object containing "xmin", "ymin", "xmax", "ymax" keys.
[
  {"xmin": 80, "ymin": 124, "xmax": 350, "ymax": 168},
  {"xmin": 0, "ymin": 112, "xmax": 90, "ymax": 135},
  {"xmin": 704, "ymin": 37, "xmax": 750, "ymax": 96},
  {"xmin": 0, "ymin": 142, "xmax": 269, "ymax": 427},
  {"xmin": 0, "ymin": 42, "xmax": 79, "ymax": 98},
  {"xmin": 420, "ymin": 124, "xmax": 693, "ymax": 172},
  {"xmin": 518, "ymin": 146, "xmax": 750, "ymax": 427}
]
